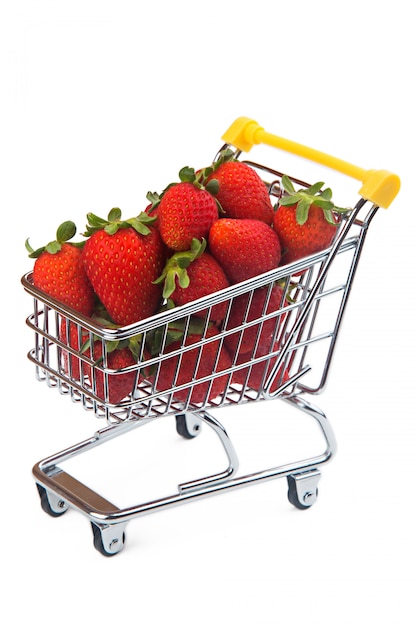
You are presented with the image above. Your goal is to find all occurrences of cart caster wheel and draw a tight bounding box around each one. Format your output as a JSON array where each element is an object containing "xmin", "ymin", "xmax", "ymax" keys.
[
  {"xmin": 287, "ymin": 471, "xmax": 320, "ymax": 510},
  {"xmin": 91, "ymin": 522, "xmax": 126, "ymax": 557},
  {"xmin": 36, "ymin": 483, "xmax": 68, "ymax": 517},
  {"xmin": 176, "ymin": 413, "xmax": 202, "ymax": 439}
]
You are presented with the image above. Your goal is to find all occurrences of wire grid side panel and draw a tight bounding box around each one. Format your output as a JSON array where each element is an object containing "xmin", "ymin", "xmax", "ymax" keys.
[
  {"xmin": 27, "ymin": 301, "xmax": 109, "ymax": 416},
  {"xmin": 133, "ymin": 239, "xmax": 362, "ymax": 414},
  {"xmin": 24, "ymin": 227, "xmax": 362, "ymax": 422},
  {"xmin": 26, "ymin": 280, "xmax": 295, "ymax": 421},
  {"xmin": 286, "ymin": 238, "xmax": 360, "ymax": 395}
]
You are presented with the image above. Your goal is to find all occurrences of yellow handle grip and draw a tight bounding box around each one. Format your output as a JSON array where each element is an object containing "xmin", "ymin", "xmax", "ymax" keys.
[{"xmin": 222, "ymin": 117, "xmax": 400, "ymax": 208}]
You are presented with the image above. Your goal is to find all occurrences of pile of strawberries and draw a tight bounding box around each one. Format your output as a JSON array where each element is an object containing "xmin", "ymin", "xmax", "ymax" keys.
[{"xmin": 26, "ymin": 148, "xmax": 347, "ymax": 405}]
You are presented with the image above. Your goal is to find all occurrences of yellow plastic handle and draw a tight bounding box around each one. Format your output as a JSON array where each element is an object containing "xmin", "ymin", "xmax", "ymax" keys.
[{"xmin": 222, "ymin": 117, "xmax": 400, "ymax": 208}]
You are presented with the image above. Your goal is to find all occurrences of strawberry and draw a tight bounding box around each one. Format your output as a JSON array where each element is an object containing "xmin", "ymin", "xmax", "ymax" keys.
[
  {"xmin": 204, "ymin": 149, "xmax": 274, "ymax": 224},
  {"xmin": 171, "ymin": 251, "xmax": 230, "ymax": 323},
  {"xmin": 155, "ymin": 238, "xmax": 230, "ymax": 323},
  {"xmin": 233, "ymin": 346, "xmax": 290, "ymax": 393},
  {"xmin": 153, "ymin": 325, "xmax": 232, "ymax": 405},
  {"xmin": 144, "ymin": 202, "xmax": 159, "ymax": 227},
  {"xmin": 82, "ymin": 208, "xmax": 166, "ymax": 326},
  {"xmin": 208, "ymin": 218, "xmax": 281, "ymax": 284},
  {"xmin": 60, "ymin": 317, "xmax": 140, "ymax": 404},
  {"xmin": 273, "ymin": 176, "xmax": 348, "ymax": 266},
  {"xmin": 147, "ymin": 167, "xmax": 219, "ymax": 252},
  {"xmin": 60, "ymin": 317, "xmax": 89, "ymax": 380},
  {"xmin": 26, "ymin": 221, "xmax": 95, "ymax": 317},
  {"xmin": 91, "ymin": 342, "xmax": 137, "ymax": 404},
  {"xmin": 224, "ymin": 284, "xmax": 287, "ymax": 356}
]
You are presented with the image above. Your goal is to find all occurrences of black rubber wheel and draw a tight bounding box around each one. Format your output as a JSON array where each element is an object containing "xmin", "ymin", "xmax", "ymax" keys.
[
  {"xmin": 175, "ymin": 414, "xmax": 201, "ymax": 439},
  {"xmin": 91, "ymin": 522, "xmax": 125, "ymax": 557},
  {"xmin": 287, "ymin": 475, "xmax": 318, "ymax": 510},
  {"xmin": 36, "ymin": 483, "xmax": 67, "ymax": 517}
]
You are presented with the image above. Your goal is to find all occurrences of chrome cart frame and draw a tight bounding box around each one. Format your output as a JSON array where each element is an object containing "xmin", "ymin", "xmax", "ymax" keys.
[{"xmin": 22, "ymin": 117, "xmax": 399, "ymax": 555}]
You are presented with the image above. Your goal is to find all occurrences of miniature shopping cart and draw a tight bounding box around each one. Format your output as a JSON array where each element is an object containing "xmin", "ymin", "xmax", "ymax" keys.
[{"xmin": 22, "ymin": 117, "xmax": 400, "ymax": 556}]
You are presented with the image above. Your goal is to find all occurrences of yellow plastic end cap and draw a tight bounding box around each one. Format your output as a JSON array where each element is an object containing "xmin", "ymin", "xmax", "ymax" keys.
[
  {"xmin": 359, "ymin": 169, "xmax": 401, "ymax": 208},
  {"xmin": 221, "ymin": 117, "xmax": 264, "ymax": 152}
]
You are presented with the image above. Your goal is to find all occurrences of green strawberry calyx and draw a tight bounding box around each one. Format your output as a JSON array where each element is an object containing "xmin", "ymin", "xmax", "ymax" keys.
[
  {"xmin": 153, "ymin": 237, "xmax": 206, "ymax": 299},
  {"xmin": 26, "ymin": 220, "xmax": 81, "ymax": 258},
  {"xmin": 83, "ymin": 207, "xmax": 156, "ymax": 237},
  {"xmin": 279, "ymin": 175, "xmax": 350, "ymax": 225},
  {"xmin": 82, "ymin": 312, "xmax": 144, "ymax": 364},
  {"xmin": 146, "ymin": 164, "xmax": 221, "ymax": 212},
  {"xmin": 193, "ymin": 148, "xmax": 236, "ymax": 190},
  {"xmin": 179, "ymin": 166, "xmax": 219, "ymax": 194},
  {"xmin": 210, "ymin": 147, "xmax": 236, "ymax": 169}
]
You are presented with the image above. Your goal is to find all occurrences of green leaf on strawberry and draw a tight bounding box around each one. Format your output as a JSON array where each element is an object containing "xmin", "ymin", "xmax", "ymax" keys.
[
  {"xmin": 145, "ymin": 191, "xmax": 161, "ymax": 210},
  {"xmin": 26, "ymin": 220, "xmax": 80, "ymax": 258},
  {"xmin": 279, "ymin": 175, "xmax": 349, "ymax": 226},
  {"xmin": 154, "ymin": 238, "xmax": 206, "ymax": 299},
  {"xmin": 55, "ymin": 220, "xmax": 77, "ymax": 244},
  {"xmin": 191, "ymin": 148, "xmax": 236, "ymax": 189},
  {"xmin": 178, "ymin": 166, "xmax": 197, "ymax": 184},
  {"xmin": 83, "ymin": 208, "xmax": 156, "ymax": 238},
  {"xmin": 146, "ymin": 163, "xmax": 221, "ymax": 216},
  {"xmin": 83, "ymin": 313, "xmax": 143, "ymax": 364},
  {"xmin": 211, "ymin": 147, "xmax": 236, "ymax": 169},
  {"xmin": 178, "ymin": 165, "xmax": 220, "ymax": 195}
]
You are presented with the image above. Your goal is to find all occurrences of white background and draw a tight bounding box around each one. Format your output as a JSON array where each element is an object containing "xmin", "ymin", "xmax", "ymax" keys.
[{"xmin": 1, "ymin": 1, "xmax": 416, "ymax": 624}]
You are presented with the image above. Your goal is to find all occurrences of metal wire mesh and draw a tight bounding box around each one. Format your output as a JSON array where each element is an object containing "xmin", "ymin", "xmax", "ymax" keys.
[{"xmin": 22, "ymin": 157, "xmax": 375, "ymax": 425}]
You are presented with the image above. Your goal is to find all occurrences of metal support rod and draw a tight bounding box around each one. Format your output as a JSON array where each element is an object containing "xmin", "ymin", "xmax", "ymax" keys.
[{"xmin": 33, "ymin": 394, "xmax": 336, "ymax": 527}]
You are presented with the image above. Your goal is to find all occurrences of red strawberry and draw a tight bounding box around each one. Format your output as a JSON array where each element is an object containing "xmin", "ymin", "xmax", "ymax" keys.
[
  {"xmin": 26, "ymin": 221, "xmax": 95, "ymax": 317},
  {"xmin": 233, "ymin": 346, "xmax": 290, "ymax": 393},
  {"xmin": 154, "ymin": 325, "xmax": 232, "ymax": 405},
  {"xmin": 144, "ymin": 202, "xmax": 159, "ymax": 227},
  {"xmin": 82, "ymin": 208, "xmax": 166, "ymax": 326},
  {"xmin": 91, "ymin": 342, "xmax": 137, "ymax": 404},
  {"xmin": 224, "ymin": 284, "xmax": 287, "ymax": 356},
  {"xmin": 60, "ymin": 318, "xmax": 89, "ymax": 380},
  {"xmin": 155, "ymin": 239, "xmax": 230, "ymax": 323},
  {"xmin": 205, "ymin": 150, "xmax": 274, "ymax": 224},
  {"xmin": 171, "ymin": 252, "xmax": 230, "ymax": 322},
  {"xmin": 208, "ymin": 218, "xmax": 281, "ymax": 284},
  {"xmin": 147, "ymin": 167, "xmax": 219, "ymax": 252},
  {"xmin": 273, "ymin": 176, "xmax": 347, "ymax": 266},
  {"xmin": 60, "ymin": 318, "xmax": 139, "ymax": 404}
]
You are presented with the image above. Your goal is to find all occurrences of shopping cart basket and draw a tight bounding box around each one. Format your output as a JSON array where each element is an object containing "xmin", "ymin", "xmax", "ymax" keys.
[{"xmin": 22, "ymin": 117, "xmax": 400, "ymax": 555}]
